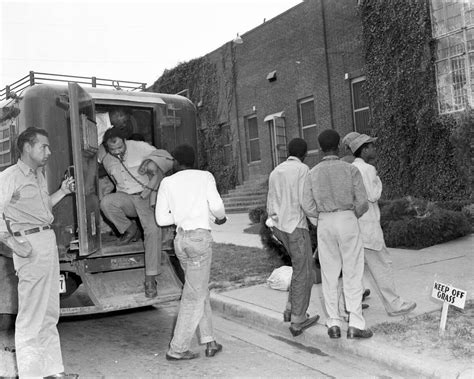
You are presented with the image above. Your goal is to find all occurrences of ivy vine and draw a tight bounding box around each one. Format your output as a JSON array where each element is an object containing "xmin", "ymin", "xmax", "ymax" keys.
[
  {"xmin": 149, "ymin": 57, "xmax": 237, "ymax": 193},
  {"xmin": 359, "ymin": 0, "xmax": 471, "ymax": 200}
]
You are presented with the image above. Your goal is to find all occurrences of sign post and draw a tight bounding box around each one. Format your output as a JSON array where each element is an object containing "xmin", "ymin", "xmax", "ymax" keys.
[{"xmin": 431, "ymin": 281, "xmax": 467, "ymax": 336}]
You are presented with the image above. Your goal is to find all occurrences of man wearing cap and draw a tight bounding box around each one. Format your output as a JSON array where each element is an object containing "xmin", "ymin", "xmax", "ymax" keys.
[
  {"xmin": 347, "ymin": 133, "xmax": 417, "ymax": 316},
  {"xmin": 266, "ymin": 138, "xmax": 320, "ymax": 337},
  {"xmin": 302, "ymin": 129, "xmax": 372, "ymax": 339},
  {"xmin": 0, "ymin": 127, "xmax": 77, "ymax": 378},
  {"xmin": 99, "ymin": 127, "xmax": 170, "ymax": 298}
]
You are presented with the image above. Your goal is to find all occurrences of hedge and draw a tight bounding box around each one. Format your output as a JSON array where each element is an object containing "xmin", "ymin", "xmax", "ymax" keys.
[{"xmin": 253, "ymin": 197, "xmax": 472, "ymax": 263}]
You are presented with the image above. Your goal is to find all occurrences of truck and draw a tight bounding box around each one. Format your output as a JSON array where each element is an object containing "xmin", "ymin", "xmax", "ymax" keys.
[{"xmin": 0, "ymin": 72, "xmax": 196, "ymax": 323}]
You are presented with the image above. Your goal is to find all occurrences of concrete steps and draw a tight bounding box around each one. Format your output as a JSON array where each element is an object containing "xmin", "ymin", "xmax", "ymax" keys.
[{"xmin": 223, "ymin": 176, "xmax": 268, "ymax": 214}]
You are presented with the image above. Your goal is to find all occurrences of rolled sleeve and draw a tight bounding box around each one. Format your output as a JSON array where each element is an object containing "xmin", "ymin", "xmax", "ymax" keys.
[
  {"xmin": 155, "ymin": 180, "xmax": 174, "ymax": 226},
  {"xmin": 206, "ymin": 173, "xmax": 226, "ymax": 220}
]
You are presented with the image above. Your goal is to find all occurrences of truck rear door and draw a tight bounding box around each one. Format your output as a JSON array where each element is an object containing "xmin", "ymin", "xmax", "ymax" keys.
[{"xmin": 68, "ymin": 83, "xmax": 100, "ymax": 256}]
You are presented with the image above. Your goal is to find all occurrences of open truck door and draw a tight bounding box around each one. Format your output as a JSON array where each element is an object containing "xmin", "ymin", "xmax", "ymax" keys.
[{"xmin": 68, "ymin": 82, "xmax": 100, "ymax": 256}]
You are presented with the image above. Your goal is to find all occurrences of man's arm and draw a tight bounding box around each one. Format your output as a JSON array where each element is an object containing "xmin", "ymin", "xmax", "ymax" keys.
[
  {"xmin": 50, "ymin": 177, "xmax": 75, "ymax": 207},
  {"xmin": 0, "ymin": 172, "xmax": 13, "ymax": 240},
  {"xmin": 155, "ymin": 180, "xmax": 174, "ymax": 226},
  {"xmin": 356, "ymin": 163, "xmax": 382, "ymax": 202},
  {"xmin": 206, "ymin": 173, "xmax": 226, "ymax": 222},
  {"xmin": 301, "ymin": 173, "xmax": 319, "ymax": 219},
  {"xmin": 352, "ymin": 168, "xmax": 369, "ymax": 218}
]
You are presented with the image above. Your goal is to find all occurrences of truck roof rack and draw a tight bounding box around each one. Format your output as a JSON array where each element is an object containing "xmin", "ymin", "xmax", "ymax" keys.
[{"xmin": 0, "ymin": 71, "xmax": 147, "ymax": 100}]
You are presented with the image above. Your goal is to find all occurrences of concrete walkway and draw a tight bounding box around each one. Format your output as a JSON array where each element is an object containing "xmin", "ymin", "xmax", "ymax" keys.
[{"xmin": 210, "ymin": 213, "xmax": 474, "ymax": 378}]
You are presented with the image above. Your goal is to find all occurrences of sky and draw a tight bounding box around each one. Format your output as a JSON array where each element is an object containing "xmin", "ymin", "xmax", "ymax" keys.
[{"xmin": 0, "ymin": 0, "xmax": 302, "ymax": 89}]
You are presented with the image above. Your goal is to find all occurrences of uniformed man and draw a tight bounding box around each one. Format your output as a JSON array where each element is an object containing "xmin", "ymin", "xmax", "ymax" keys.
[{"xmin": 0, "ymin": 127, "xmax": 78, "ymax": 378}]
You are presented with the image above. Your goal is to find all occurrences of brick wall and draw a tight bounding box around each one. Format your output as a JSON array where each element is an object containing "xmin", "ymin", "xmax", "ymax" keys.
[{"xmin": 205, "ymin": 0, "xmax": 365, "ymax": 181}]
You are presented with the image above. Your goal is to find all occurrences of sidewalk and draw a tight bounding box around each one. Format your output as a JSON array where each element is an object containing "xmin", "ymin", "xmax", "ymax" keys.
[{"xmin": 210, "ymin": 213, "xmax": 474, "ymax": 378}]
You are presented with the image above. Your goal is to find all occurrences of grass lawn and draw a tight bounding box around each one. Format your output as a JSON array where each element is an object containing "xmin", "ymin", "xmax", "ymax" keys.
[
  {"xmin": 210, "ymin": 242, "xmax": 282, "ymax": 289},
  {"xmin": 372, "ymin": 301, "xmax": 473, "ymax": 362}
]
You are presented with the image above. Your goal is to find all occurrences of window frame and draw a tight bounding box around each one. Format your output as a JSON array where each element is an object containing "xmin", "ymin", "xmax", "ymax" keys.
[
  {"xmin": 351, "ymin": 76, "xmax": 370, "ymax": 134},
  {"xmin": 298, "ymin": 97, "xmax": 318, "ymax": 153},
  {"xmin": 245, "ymin": 115, "xmax": 261, "ymax": 163},
  {"xmin": 430, "ymin": 0, "xmax": 474, "ymax": 114}
]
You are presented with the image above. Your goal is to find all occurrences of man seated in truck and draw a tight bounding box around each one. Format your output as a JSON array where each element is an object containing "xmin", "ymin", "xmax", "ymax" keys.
[{"xmin": 98, "ymin": 126, "xmax": 165, "ymax": 298}]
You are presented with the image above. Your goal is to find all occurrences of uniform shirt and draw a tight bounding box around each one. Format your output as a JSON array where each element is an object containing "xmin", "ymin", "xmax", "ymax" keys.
[
  {"xmin": 266, "ymin": 156, "xmax": 310, "ymax": 233},
  {"xmin": 302, "ymin": 155, "xmax": 368, "ymax": 218},
  {"xmin": 352, "ymin": 157, "xmax": 384, "ymax": 250},
  {"xmin": 0, "ymin": 159, "xmax": 53, "ymax": 234},
  {"xmin": 100, "ymin": 140, "xmax": 156, "ymax": 194},
  {"xmin": 155, "ymin": 169, "xmax": 226, "ymax": 231}
]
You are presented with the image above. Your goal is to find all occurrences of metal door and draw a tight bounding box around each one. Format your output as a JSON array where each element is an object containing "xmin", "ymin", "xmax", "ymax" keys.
[{"xmin": 68, "ymin": 83, "xmax": 100, "ymax": 256}]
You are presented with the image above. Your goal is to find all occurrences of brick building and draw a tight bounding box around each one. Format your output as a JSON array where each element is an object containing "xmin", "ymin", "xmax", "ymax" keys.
[{"xmin": 204, "ymin": 0, "xmax": 367, "ymax": 184}]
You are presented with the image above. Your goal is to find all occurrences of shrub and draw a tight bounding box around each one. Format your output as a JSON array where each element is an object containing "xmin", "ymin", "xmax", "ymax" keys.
[
  {"xmin": 380, "ymin": 198, "xmax": 471, "ymax": 249},
  {"xmin": 248, "ymin": 206, "xmax": 266, "ymax": 224}
]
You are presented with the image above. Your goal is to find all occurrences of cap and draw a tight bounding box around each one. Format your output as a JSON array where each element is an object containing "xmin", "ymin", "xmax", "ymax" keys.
[
  {"xmin": 349, "ymin": 134, "xmax": 378, "ymax": 154},
  {"xmin": 341, "ymin": 132, "xmax": 360, "ymax": 148}
]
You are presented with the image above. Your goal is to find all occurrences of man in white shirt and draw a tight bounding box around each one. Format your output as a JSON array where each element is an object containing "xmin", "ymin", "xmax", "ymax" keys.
[
  {"xmin": 155, "ymin": 144, "xmax": 226, "ymax": 361},
  {"xmin": 266, "ymin": 138, "xmax": 320, "ymax": 337},
  {"xmin": 99, "ymin": 127, "xmax": 162, "ymax": 298},
  {"xmin": 346, "ymin": 133, "xmax": 416, "ymax": 316}
]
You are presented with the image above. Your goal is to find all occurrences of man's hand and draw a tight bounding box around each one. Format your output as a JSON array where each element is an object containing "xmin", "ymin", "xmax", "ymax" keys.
[
  {"xmin": 214, "ymin": 217, "xmax": 227, "ymax": 225},
  {"xmin": 61, "ymin": 177, "xmax": 76, "ymax": 195}
]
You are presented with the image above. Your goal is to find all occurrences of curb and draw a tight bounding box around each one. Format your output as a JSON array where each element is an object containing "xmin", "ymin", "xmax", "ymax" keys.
[{"xmin": 210, "ymin": 292, "xmax": 466, "ymax": 379}]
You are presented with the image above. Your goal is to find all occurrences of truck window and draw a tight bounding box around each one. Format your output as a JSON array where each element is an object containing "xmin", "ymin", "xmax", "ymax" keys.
[{"xmin": 95, "ymin": 106, "xmax": 155, "ymax": 146}]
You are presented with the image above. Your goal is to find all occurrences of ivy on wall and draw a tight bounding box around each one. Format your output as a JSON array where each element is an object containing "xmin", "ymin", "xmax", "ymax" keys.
[
  {"xmin": 149, "ymin": 57, "xmax": 237, "ymax": 193},
  {"xmin": 359, "ymin": 0, "xmax": 472, "ymax": 200}
]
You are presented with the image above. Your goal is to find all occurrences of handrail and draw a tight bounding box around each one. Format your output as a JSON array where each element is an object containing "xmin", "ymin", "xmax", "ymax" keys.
[{"xmin": 0, "ymin": 71, "xmax": 147, "ymax": 100}]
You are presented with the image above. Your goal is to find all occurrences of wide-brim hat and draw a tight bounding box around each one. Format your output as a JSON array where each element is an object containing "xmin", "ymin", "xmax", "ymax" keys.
[
  {"xmin": 341, "ymin": 132, "xmax": 360, "ymax": 148},
  {"xmin": 349, "ymin": 134, "xmax": 378, "ymax": 154}
]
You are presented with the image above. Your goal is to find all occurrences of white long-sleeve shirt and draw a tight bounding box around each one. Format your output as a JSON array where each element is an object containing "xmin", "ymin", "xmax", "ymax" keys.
[
  {"xmin": 352, "ymin": 157, "xmax": 384, "ymax": 250},
  {"xmin": 155, "ymin": 169, "xmax": 225, "ymax": 231}
]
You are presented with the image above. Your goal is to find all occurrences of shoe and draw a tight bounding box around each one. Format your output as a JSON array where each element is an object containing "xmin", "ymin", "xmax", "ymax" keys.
[
  {"xmin": 289, "ymin": 315, "xmax": 320, "ymax": 337},
  {"xmin": 118, "ymin": 223, "xmax": 139, "ymax": 245},
  {"xmin": 362, "ymin": 289, "xmax": 371, "ymax": 301},
  {"xmin": 362, "ymin": 303, "xmax": 369, "ymax": 309},
  {"xmin": 145, "ymin": 276, "xmax": 157, "ymax": 298},
  {"xmin": 347, "ymin": 326, "xmax": 373, "ymax": 339},
  {"xmin": 205, "ymin": 341, "xmax": 223, "ymax": 357},
  {"xmin": 283, "ymin": 310, "xmax": 309, "ymax": 322},
  {"xmin": 165, "ymin": 350, "xmax": 199, "ymax": 361},
  {"xmin": 387, "ymin": 301, "xmax": 417, "ymax": 317},
  {"xmin": 44, "ymin": 373, "xmax": 79, "ymax": 379},
  {"xmin": 327, "ymin": 325, "xmax": 341, "ymax": 339}
]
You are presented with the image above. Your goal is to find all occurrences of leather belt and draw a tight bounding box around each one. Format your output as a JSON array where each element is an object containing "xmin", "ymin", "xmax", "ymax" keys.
[{"xmin": 13, "ymin": 225, "xmax": 52, "ymax": 237}]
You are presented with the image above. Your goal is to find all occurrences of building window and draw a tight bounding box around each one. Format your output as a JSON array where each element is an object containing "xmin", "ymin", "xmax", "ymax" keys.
[
  {"xmin": 430, "ymin": 0, "xmax": 474, "ymax": 114},
  {"xmin": 298, "ymin": 98, "xmax": 318, "ymax": 151},
  {"xmin": 246, "ymin": 116, "xmax": 260, "ymax": 162},
  {"xmin": 351, "ymin": 77, "xmax": 370, "ymax": 134},
  {"xmin": 220, "ymin": 123, "xmax": 232, "ymax": 166},
  {"xmin": 0, "ymin": 121, "xmax": 12, "ymax": 171}
]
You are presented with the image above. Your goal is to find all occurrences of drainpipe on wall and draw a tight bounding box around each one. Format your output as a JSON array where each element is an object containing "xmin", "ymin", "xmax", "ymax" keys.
[
  {"xmin": 321, "ymin": 0, "xmax": 335, "ymax": 129},
  {"xmin": 230, "ymin": 41, "xmax": 245, "ymax": 184}
]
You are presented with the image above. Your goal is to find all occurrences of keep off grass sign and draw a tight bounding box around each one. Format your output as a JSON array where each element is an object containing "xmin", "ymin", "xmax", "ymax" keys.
[{"xmin": 432, "ymin": 281, "xmax": 467, "ymax": 336}]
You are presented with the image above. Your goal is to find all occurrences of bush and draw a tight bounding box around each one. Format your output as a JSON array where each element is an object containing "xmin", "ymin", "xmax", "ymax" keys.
[
  {"xmin": 257, "ymin": 197, "xmax": 471, "ymax": 253},
  {"xmin": 248, "ymin": 206, "xmax": 266, "ymax": 224},
  {"xmin": 380, "ymin": 197, "xmax": 472, "ymax": 249}
]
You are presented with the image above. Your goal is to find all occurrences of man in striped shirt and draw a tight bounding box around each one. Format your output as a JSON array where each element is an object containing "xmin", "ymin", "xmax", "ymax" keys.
[{"xmin": 303, "ymin": 129, "xmax": 372, "ymax": 339}]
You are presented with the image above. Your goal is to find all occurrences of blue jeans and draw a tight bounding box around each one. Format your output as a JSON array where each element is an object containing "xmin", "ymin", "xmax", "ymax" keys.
[{"xmin": 169, "ymin": 228, "xmax": 214, "ymax": 354}]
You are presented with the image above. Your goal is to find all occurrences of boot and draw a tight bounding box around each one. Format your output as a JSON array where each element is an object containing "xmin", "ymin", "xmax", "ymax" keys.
[{"xmin": 145, "ymin": 275, "xmax": 157, "ymax": 298}]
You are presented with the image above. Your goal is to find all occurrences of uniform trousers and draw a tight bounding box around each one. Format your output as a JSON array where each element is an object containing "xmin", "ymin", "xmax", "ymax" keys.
[
  {"xmin": 169, "ymin": 228, "xmax": 214, "ymax": 354},
  {"xmin": 365, "ymin": 246, "xmax": 406, "ymax": 313},
  {"xmin": 100, "ymin": 192, "xmax": 161, "ymax": 275},
  {"xmin": 12, "ymin": 230, "xmax": 64, "ymax": 378},
  {"xmin": 317, "ymin": 211, "xmax": 365, "ymax": 329},
  {"xmin": 272, "ymin": 227, "xmax": 313, "ymax": 323}
]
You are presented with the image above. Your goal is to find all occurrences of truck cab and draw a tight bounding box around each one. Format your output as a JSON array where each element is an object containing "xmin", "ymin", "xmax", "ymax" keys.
[{"xmin": 0, "ymin": 72, "xmax": 196, "ymax": 317}]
